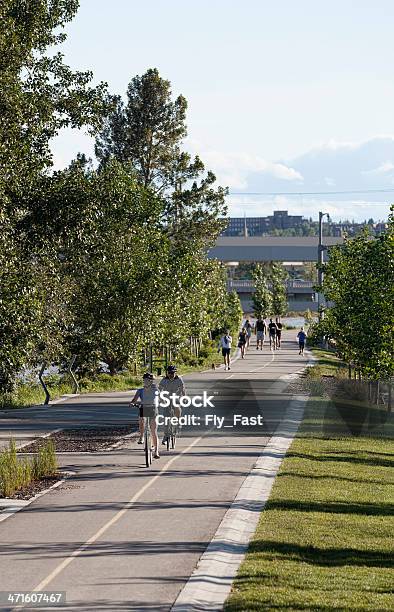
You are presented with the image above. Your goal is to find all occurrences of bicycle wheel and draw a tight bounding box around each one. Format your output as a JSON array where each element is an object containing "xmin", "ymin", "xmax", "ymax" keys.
[{"xmin": 145, "ymin": 423, "xmax": 152, "ymax": 467}]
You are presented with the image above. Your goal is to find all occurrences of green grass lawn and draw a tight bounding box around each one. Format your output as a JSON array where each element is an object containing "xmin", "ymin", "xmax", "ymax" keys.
[{"xmin": 225, "ymin": 354, "xmax": 394, "ymax": 611}]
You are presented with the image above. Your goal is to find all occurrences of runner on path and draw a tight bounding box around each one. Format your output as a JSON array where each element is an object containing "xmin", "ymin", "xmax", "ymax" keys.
[
  {"xmin": 275, "ymin": 317, "xmax": 283, "ymax": 349},
  {"xmin": 238, "ymin": 327, "xmax": 247, "ymax": 359},
  {"xmin": 268, "ymin": 318, "xmax": 278, "ymax": 351},
  {"xmin": 244, "ymin": 319, "xmax": 253, "ymax": 348},
  {"xmin": 218, "ymin": 330, "xmax": 232, "ymax": 370},
  {"xmin": 255, "ymin": 316, "xmax": 266, "ymax": 350},
  {"xmin": 297, "ymin": 327, "xmax": 307, "ymax": 355}
]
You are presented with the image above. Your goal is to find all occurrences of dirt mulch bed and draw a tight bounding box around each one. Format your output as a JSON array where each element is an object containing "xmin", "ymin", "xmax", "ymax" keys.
[
  {"xmin": 0, "ymin": 473, "xmax": 64, "ymax": 501},
  {"xmin": 18, "ymin": 425, "xmax": 138, "ymax": 453}
]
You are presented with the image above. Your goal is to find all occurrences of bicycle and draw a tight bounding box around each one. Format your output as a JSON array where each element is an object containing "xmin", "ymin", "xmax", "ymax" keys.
[
  {"xmin": 143, "ymin": 416, "xmax": 153, "ymax": 467},
  {"xmin": 165, "ymin": 407, "xmax": 177, "ymax": 451},
  {"xmin": 130, "ymin": 402, "xmax": 154, "ymax": 467}
]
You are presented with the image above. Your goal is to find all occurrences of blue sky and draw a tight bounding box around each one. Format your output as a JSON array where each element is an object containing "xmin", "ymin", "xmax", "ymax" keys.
[{"xmin": 51, "ymin": 0, "xmax": 394, "ymax": 221}]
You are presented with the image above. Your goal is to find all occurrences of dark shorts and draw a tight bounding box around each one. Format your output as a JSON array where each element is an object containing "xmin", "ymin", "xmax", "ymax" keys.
[
  {"xmin": 299, "ymin": 341, "xmax": 305, "ymax": 349},
  {"xmin": 277, "ymin": 330, "xmax": 282, "ymax": 339},
  {"xmin": 222, "ymin": 347, "xmax": 231, "ymax": 356},
  {"xmin": 139, "ymin": 405, "xmax": 158, "ymax": 418},
  {"xmin": 238, "ymin": 341, "xmax": 246, "ymax": 348}
]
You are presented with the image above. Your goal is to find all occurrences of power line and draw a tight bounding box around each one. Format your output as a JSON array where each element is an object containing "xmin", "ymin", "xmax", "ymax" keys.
[
  {"xmin": 229, "ymin": 188, "xmax": 394, "ymax": 196},
  {"xmin": 226, "ymin": 201, "xmax": 390, "ymax": 206}
]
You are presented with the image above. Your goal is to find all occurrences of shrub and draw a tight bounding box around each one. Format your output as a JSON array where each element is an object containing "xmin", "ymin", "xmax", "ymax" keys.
[{"xmin": 0, "ymin": 439, "xmax": 57, "ymax": 497}]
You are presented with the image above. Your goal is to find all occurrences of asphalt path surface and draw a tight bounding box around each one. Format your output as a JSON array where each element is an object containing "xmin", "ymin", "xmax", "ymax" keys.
[{"xmin": 0, "ymin": 331, "xmax": 307, "ymax": 611}]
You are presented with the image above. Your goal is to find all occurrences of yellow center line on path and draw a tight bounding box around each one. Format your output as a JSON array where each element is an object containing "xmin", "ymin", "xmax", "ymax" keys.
[{"xmin": 15, "ymin": 436, "xmax": 203, "ymax": 605}]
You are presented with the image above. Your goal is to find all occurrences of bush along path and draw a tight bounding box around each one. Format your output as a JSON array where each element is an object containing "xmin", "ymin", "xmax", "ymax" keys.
[
  {"xmin": 0, "ymin": 334, "xmax": 240, "ymax": 411},
  {"xmin": 225, "ymin": 350, "xmax": 394, "ymax": 612},
  {"xmin": 0, "ymin": 439, "xmax": 59, "ymax": 500}
]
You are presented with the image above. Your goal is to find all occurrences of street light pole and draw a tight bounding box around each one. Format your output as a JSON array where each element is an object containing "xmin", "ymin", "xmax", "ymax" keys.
[{"xmin": 318, "ymin": 212, "xmax": 329, "ymax": 321}]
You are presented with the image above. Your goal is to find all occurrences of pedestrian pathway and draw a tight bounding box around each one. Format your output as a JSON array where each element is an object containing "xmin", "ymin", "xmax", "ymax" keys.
[{"xmin": 0, "ymin": 331, "xmax": 309, "ymax": 611}]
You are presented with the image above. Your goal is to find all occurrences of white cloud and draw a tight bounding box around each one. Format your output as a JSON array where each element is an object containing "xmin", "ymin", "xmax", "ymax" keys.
[
  {"xmin": 363, "ymin": 161, "xmax": 394, "ymax": 175},
  {"xmin": 310, "ymin": 135, "xmax": 394, "ymax": 153},
  {"xmin": 186, "ymin": 140, "xmax": 303, "ymax": 189}
]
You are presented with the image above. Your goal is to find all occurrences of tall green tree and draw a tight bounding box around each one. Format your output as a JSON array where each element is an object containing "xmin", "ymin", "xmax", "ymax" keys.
[
  {"xmin": 271, "ymin": 262, "xmax": 288, "ymax": 317},
  {"xmin": 95, "ymin": 68, "xmax": 227, "ymax": 245},
  {"xmin": 0, "ymin": 0, "xmax": 108, "ymax": 391},
  {"xmin": 95, "ymin": 68, "xmax": 187, "ymax": 191},
  {"xmin": 252, "ymin": 264, "xmax": 272, "ymax": 318},
  {"xmin": 321, "ymin": 213, "xmax": 394, "ymax": 380}
]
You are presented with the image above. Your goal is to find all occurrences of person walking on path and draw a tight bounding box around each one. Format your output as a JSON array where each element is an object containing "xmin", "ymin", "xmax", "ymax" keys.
[
  {"xmin": 275, "ymin": 317, "xmax": 283, "ymax": 349},
  {"xmin": 297, "ymin": 327, "xmax": 307, "ymax": 355},
  {"xmin": 244, "ymin": 319, "xmax": 253, "ymax": 348},
  {"xmin": 238, "ymin": 327, "xmax": 247, "ymax": 359},
  {"xmin": 268, "ymin": 318, "xmax": 278, "ymax": 351},
  {"xmin": 255, "ymin": 316, "xmax": 266, "ymax": 350},
  {"xmin": 159, "ymin": 365, "xmax": 185, "ymax": 444},
  {"xmin": 218, "ymin": 330, "xmax": 232, "ymax": 370},
  {"xmin": 130, "ymin": 373, "xmax": 160, "ymax": 458}
]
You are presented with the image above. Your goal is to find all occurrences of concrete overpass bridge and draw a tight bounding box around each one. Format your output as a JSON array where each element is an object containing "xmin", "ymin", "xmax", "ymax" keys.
[
  {"xmin": 208, "ymin": 236, "xmax": 344, "ymax": 262},
  {"xmin": 228, "ymin": 279, "xmax": 317, "ymax": 313},
  {"xmin": 208, "ymin": 236, "xmax": 343, "ymax": 312}
]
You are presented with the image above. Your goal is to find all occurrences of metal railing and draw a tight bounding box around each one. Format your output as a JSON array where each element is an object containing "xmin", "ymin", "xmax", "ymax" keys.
[{"xmin": 227, "ymin": 279, "xmax": 314, "ymax": 290}]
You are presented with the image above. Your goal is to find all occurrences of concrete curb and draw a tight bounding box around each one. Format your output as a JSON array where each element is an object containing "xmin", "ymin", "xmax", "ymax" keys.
[
  {"xmin": 171, "ymin": 392, "xmax": 310, "ymax": 611},
  {"xmin": 0, "ymin": 471, "xmax": 75, "ymax": 524}
]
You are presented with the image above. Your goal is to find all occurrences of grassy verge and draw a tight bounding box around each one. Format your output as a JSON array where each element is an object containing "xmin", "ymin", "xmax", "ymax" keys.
[
  {"xmin": 0, "ymin": 439, "xmax": 57, "ymax": 498},
  {"xmin": 225, "ymin": 352, "xmax": 394, "ymax": 611}
]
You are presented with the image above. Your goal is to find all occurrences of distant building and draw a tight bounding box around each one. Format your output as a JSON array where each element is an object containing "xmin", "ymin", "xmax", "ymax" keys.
[
  {"xmin": 222, "ymin": 211, "xmax": 304, "ymax": 236},
  {"xmin": 221, "ymin": 212, "xmax": 386, "ymax": 238}
]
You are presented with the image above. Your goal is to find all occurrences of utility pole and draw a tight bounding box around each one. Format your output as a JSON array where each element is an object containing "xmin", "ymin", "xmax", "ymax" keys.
[{"xmin": 318, "ymin": 211, "xmax": 330, "ymax": 321}]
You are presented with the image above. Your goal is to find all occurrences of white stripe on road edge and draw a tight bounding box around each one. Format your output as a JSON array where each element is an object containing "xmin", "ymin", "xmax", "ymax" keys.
[
  {"xmin": 12, "ymin": 436, "xmax": 203, "ymax": 608},
  {"xmin": 226, "ymin": 351, "xmax": 274, "ymax": 379},
  {"xmin": 171, "ymin": 393, "xmax": 309, "ymax": 612},
  {"xmin": 250, "ymin": 351, "xmax": 275, "ymax": 373}
]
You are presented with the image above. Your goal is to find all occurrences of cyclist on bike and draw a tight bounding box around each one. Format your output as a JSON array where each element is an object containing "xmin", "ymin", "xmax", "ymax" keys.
[
  {"xmin": 159, "ymin": 365, "xmax": 186, "ymax": 445},
  {"xmin": 130, "ymin": 372, "xmax": 160, "ymax": 458}
]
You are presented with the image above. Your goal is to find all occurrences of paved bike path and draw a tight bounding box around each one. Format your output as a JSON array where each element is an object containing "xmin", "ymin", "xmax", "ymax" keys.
[{"xmin": 0, "ymin": 332, "xmax": 307, "ymax": 611}]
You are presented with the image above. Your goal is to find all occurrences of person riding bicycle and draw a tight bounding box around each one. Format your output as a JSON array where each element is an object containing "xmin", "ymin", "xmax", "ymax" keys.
[
  {"xmin": 130, "ymin": 372, "xmax": 160, "ymax": 459},
  {"xmin": 159, "ymin": 365, "xmax": 186, "ymax": 445}
]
